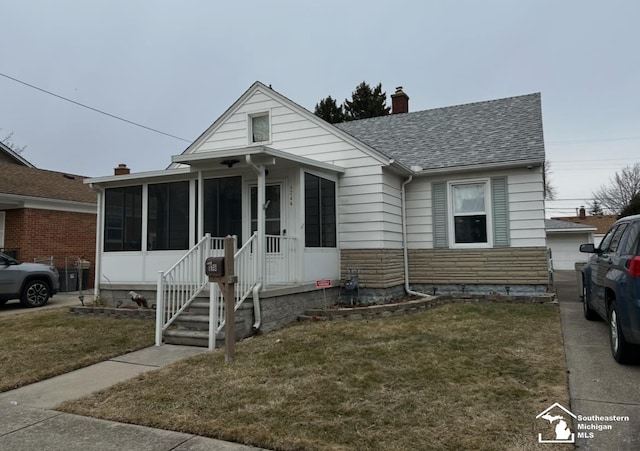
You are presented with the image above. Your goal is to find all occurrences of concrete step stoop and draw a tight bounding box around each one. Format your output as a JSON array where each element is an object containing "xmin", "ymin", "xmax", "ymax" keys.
[{"xmin": 163, "ymin": 300, "xmax": 254, "ymax": 348}]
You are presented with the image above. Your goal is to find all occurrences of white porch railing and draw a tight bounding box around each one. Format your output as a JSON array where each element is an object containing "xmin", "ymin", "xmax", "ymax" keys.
[
  {"xmin": 155, "ymin": 233, "xmax": 230, "ymax": 346},
  {"xmin": 156, "ymin": 232, "xmax": 296, "ymax": 347},
  {"xmin": 265, "ymin": 235, "xmax": 296, "ymax": 285}
]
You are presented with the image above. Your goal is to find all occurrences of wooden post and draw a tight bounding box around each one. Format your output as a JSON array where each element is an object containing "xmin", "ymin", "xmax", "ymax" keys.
[{"xmin": 223, "ymin": 235, "xmax": 236, "ymax": 364}]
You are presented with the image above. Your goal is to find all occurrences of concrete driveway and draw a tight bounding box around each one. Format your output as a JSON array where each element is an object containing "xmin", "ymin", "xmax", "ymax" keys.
[
  {"xmin": 0, "ymin": 291, "xmax": 88, "ymax": 317},
  {"xmin": 555, "ymin": 270, "xmax": 640, "ymax": 450}
]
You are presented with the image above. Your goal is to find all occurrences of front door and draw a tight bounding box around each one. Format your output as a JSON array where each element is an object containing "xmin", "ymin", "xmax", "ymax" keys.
[{"xmin": 250, "ymin": 184, "xmax": 283, "ymax": 236}]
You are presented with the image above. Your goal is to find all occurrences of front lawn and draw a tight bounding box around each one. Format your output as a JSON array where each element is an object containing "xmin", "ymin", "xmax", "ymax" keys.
[
  {"xmin": 0, "ymin": 309, "xmax": 154, "ymax": 392},
  {"xmin": 57, "ymin": 302, "xmax": 570, "ymax": 450}
]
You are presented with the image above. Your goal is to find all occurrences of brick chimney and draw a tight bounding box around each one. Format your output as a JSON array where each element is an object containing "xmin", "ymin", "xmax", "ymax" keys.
[
  {"xmin": 114, "ymin": 163, "xmax": 130, "ymax": 176},
  {"xmin": 391, "ymin": 86, "xmax": 409, "ymax": 114},
  {"xmin": 579, "ymin": 206, "xmax": 586, "ymax": 219}
]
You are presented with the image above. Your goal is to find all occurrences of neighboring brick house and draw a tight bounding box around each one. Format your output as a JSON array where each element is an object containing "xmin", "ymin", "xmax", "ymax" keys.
[{"xmin": 0, "ymin": 148, "xmax": 97, "ymax": 288}]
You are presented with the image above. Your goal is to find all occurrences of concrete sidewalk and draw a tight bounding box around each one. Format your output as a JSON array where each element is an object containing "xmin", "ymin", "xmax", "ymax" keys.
[
  {"xmin": 555, "ymin": 270, "xmax": 640, "ymax": 450},
  {"xmin": 0, "ymin": 345, "xmax": 267, "ymax": 450}
]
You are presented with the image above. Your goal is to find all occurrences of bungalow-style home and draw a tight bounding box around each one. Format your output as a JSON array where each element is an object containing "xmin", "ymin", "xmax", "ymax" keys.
[
  {"xmin": 545, "ymin": 218, "xmax": 596, "ymax": 270},
  {"xmin": 85, "ymin": 82, "xmax": 548, "ymax": 346},
  {"xmin": 0, "ymin": 144, "xmax": 97, "ymax": 289}
]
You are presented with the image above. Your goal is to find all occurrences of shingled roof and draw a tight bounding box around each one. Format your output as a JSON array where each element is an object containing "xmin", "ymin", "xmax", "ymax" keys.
[
  {"xmin": 334, "ymin": 93, "xmax": 544, "ymax": 171},
  {"xmin": 545, "ymin": 219, "xmax": 596, "ymax": 232},
  {"xmin": 0, "ymin": 162, "xmax": 96, "ymax": 204}
]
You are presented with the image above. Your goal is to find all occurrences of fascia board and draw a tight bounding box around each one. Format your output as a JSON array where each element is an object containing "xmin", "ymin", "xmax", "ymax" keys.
[
  {"xmin": 84, "ymin": 167, "xmax": 192, "ymax": 185},
  {"xmin": 172, "ymin": 146, "xmax": 345, "ymax": 174},
  {"xmin": 411, "ymin": 159, "xmax": 544, "ymax": 177},
  {"xmin": 0, "ymin": 193, "xmax": 96, "ymax": 213}
]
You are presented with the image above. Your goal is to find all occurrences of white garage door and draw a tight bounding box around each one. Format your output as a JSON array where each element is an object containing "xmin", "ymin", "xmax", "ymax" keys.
[{"xmin": 547, "ymin": 233, "xmax": 591, "ymax": 270}]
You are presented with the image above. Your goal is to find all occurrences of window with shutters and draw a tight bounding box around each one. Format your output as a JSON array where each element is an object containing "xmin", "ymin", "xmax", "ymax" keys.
[
  {"xmin": 433, "ymin": 177, "xmax": 509, "ymax": 249},
  {"xmin": 450, "ymin": 181, "xmax": 490, "ymax": 246}
]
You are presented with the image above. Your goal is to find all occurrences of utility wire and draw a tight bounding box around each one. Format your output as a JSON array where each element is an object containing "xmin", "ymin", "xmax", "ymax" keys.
[
  {"xmin": 3, "ymin": 71, "xmax": 639, "ymax": 149},
  {"xmin": 0, "ymin": 71, "xmax": 191, "ymax": 143},
  {"xmin": 547, "ymin": 136, "xmax": 640, "ymax": 145}
]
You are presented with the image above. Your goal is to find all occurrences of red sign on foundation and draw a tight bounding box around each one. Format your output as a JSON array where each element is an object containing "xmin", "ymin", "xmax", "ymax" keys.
[{"xmin": 316, "ymin": 279, "xmax": 332, "ymax": 288}]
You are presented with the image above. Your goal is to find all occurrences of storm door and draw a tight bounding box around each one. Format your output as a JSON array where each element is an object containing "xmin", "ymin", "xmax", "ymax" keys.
[{"xmin": 250, "ymin": 184, "xmax": 283, "ymax": 236}]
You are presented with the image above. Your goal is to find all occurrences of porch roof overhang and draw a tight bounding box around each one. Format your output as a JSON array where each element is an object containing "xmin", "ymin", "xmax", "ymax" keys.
[{"xmin": 171, "ymin": 146, "xmax": 345, "ymax": 174}]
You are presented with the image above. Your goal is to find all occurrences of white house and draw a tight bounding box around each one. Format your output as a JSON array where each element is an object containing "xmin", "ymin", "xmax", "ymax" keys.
[
  {"xmin": 85, "ymin": 82, "xmax": 548, "ymax": 346},
  {"xmin": 545, "ymin": 219, "xmax": 596, "ymax": 270}
]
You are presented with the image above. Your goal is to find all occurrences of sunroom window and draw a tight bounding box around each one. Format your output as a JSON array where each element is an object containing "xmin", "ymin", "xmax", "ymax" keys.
[
  {"xmin": 147, "ymin": 181, "xmax": 189, "ymax": 250},
  {"xmin": 104, "ymin": 186, "xmax": 142, "ymax": 251},
  {"xmin": 452, "ymin": 182, "xmax": 488, "ymax": 244},
  {"xmin": 305, "ymin": 173, "xmax": 336, "ymax": 248}
]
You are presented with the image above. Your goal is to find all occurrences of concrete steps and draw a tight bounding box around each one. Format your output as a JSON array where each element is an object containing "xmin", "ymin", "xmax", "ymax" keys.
[{"xmin": 163, "ymin": 299, "xmax": 254, "ymax": 348}]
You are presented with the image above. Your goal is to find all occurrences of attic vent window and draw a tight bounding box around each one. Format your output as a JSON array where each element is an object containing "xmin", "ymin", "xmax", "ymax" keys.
[{"xmin": 250, "ymin": 113, "xmax": 270, "ymax": 143}]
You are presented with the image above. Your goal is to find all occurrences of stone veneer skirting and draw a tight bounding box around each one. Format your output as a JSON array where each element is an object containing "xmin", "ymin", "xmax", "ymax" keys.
[
  {"xmin": 407, "ymin": 247, "xmax": 549, "ymax": 285},
  {"xmin": 341, "ymin": 247, "xmax": 549, "ymax": 288}
]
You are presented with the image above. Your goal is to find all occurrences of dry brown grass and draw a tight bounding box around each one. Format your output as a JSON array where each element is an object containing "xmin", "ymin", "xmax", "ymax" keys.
[
  {"xmin": 0, "ymin": 309, "xmax": 154, "ymax": 392},
  {"xmin": 58, "ymin": 302, "xmax": 570, "ymax": 450}
]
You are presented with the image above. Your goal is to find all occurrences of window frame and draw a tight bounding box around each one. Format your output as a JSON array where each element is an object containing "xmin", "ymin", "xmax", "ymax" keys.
[
  {"xmin": 447, "ymin": 179, "xmax": 492, "ymax": 248},
  {"xmin": 103, "ymin": 185, "xmax": 143, "ymax": 252},
  {"xmin": 304, "ymin": 171, "xmax": 337, "ymax": 248},
  {"xmin": 248, "ymin": 111, "xmax": 271, "ymax": 145},
  {"xmin": 147, "ymin": 181, "xmax": 190, "ymax": 251}
]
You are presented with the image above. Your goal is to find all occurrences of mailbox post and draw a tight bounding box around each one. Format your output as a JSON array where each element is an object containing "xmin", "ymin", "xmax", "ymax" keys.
[{"xmin": 206, "ymin": 235, "xmax": 237, "ymax": 363}]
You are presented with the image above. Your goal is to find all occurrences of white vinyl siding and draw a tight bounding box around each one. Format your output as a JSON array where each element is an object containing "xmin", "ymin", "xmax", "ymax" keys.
[
  {"xmin": 192, "ymin": 87, "xmax": 400, "ymax": 250},
  {"xmin": 405, "ymin": 167, "xmax": 545, "ymax": 249}
]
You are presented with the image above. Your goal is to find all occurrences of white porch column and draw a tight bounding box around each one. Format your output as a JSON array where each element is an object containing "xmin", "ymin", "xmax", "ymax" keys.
[
  {"xmin": 90, "ymin": 184, "xmax": 103, "ymax": 299},
  {"xmin": 197, "ymin": 170, "xmax": 204, "ymax": 240},
  {"xmin": 246, "ymin": 155, "xmax": 266, "ymax": 285}
]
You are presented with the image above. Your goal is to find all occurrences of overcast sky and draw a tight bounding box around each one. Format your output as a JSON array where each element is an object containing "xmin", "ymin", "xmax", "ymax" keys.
[{"xmin": 2, "ymin": 0, "xmax": 638, "ymax": 217}]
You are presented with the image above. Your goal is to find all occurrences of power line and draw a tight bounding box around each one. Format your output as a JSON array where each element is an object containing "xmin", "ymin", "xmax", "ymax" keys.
[
  {"xmin": 552, "ymin": 158, "xmax": 638, "ymax": 163},
  {"xmin": 0, "ymin": 71, "xmax": 191, "ymax": 143},
  {"xmin": 547, "ymin": 136, "xmax": 640, "ymax": 145},
  {"xmin": 3, "ymin": 70, "xmax": 639, "ymax": 149}
]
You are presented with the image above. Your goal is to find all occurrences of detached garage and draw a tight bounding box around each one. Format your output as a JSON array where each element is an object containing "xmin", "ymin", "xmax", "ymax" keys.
[{"xmin": 545, "ymin": 219, "xmax": 596, "ymax": 270}]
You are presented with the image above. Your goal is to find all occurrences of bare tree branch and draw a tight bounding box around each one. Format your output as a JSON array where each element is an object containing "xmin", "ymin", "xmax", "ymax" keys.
[
  {"xmin": 544, "ymin": 161, "xmax": 557, "ymax": 200},
  {"xmin": 592, "ymin": 163, "xmax": 640, "ymax": 214}
]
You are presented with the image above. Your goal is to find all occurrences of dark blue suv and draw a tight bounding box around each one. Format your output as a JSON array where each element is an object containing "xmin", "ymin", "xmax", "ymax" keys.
[{"xmin": 580, "ymin": 214, "xmax": 640, "ymax": 364}]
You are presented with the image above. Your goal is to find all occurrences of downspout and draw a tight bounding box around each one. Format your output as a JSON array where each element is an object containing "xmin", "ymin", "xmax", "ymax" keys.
[
  {"xmin": 251, "ymin": 282, "xmax": 262, "ymax": 331},
  {"xmin": 89, "ymin": 183, "xmax": 103, "ymax": 300},
  {"xmin": 246, "ymin": 154, "xmax": 265, "ymax": 331},
  {"xmin": 401, "ymin": 175, "xmax": 431, "ymax": 298}
]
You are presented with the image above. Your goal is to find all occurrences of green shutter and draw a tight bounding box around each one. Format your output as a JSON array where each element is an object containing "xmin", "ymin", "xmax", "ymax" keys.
[
  {"xmin": 491, "ymin": 177, "xmax": 510, "ymax": 247},
  {"xmin": 432, "ymin": 182, "xmax": 448, "ymax": 248}
]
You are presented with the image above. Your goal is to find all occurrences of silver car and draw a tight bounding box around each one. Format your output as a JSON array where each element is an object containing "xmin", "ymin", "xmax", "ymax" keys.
[{"xmin": 0, "ymin": 253, "xmax": 60, "ymax": 308}]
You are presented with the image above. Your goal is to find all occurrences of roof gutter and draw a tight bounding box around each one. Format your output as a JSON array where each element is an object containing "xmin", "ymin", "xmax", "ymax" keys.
[
  {"xmin": 401, "ymin": 175, "xmax": 432, "ymax": 299},
  {"xmin": 411, "ymin": 159, "xmax": 543, "ymax": 177}
]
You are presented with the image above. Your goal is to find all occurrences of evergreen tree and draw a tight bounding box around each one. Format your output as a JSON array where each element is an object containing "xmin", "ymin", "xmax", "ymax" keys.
[
  {"xmin": 314, "ymin": 96, "xmax": 345, "ymax": 124},
  {"xmin": 589, "ymin": 200, "xmax": 604, "ymax": 215},
  {"xmin": 343, "ymin": 81, "xmax": 390, "ymax": 121},
  {"xmin": 619, "ymin": 193, "xmax": 640, "ymax": 218}
]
